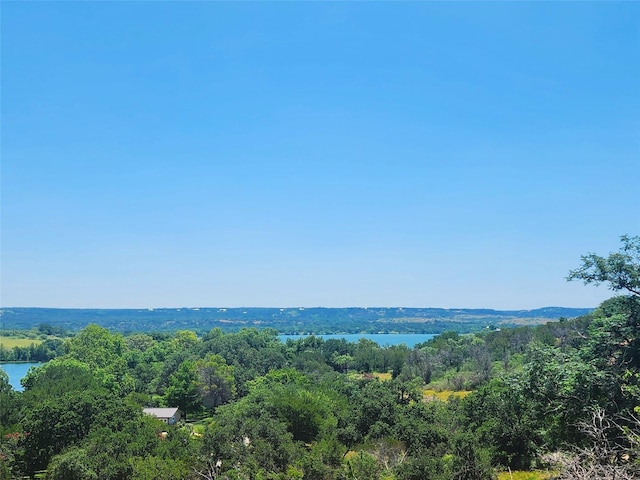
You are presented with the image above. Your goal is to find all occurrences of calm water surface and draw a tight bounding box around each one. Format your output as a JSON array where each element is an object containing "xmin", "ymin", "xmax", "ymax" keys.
[{"xmin": 0, "ymin": 362, "xmax": 42, "ymax": 391}]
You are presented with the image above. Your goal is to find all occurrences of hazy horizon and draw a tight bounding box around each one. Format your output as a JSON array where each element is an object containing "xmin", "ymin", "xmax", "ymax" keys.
[{"xmin": 0, "ymin": 304, "xmax": 598, "ymax": 312}]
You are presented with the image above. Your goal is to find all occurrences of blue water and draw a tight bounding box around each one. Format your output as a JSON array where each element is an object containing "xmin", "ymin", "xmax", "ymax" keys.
[
  {"xmin": 278, "ymin": 333, "xmax": 436, "ymax": 348},
  {"xmin": 0, "ymin": 362, "xmax": 42, "ymax": 391}
]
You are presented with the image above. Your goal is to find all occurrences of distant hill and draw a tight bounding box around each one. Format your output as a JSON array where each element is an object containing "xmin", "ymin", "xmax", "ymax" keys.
[{"xmin": 0, "ymin": 306, "xmax": 594, "ymax": 334}]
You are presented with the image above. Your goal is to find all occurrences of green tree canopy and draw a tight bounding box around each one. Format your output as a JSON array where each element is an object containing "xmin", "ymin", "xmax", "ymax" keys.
[
  {"xmin": 0, "ymin": 370, "xmax": 19, "ymax": 433},
  {"xmin": 194, "ymin": 353, "xmax": 236, "ymax": 409},
  {"xmin": 568, "ymin": 234, "xmax": 640, "ymax": 296},
  {"xmin": 21, "ymin": 358, "xmax": 97, "ymax": 396},
  {"xmin": 65, "ymin": 324, "xmax": 127, "ymax": 368},
  {"xmin": 164, "ymin": 360, "xmax": 200, "ymax": 418}
]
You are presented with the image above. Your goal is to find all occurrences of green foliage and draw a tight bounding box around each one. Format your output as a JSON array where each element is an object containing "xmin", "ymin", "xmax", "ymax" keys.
[
  {"xmin": 164, "ymin": 360, "xmax": 200, "ymax": 419},
  {"xmin": 448, "ymin": 432, "xmax": 496, "ymax": 480},
  {"xmin": 19, "ymin": 391, "xmax": 102, "ymax": 473},
  {"xmin": 204, "ymin": 400, "xmax": 301, "ymax": 477},
  {"xmin": 341, "ymin": 451, "xmax": 381, "ymax": 480},
  {"xmin": 130, "ymin": 455, "xmax": 188, "ymax": 480},
  {"xmin": 583, "ymin": 295, "xmax": 640, "ymax": 400},
  {"xmin": 250, "ymin": 369, "xmax": 340, "ymax": 444},
  {"xmin": 45, "ymin": 448, "xmax": 97, "ymax": 480},
  {"xmin": 568, "ymin": 234, "xmax": 640, "ymax": 296},
  {"xmin": 519, "ymin": 344, "xmax": 601, "ymax": 447},
  {"xmin": 395, "ymin": 454, "xmax": 450, "ymax": 480},
  {"xmin": 4, "ymin": 266, "xmax": 635, "ymax": 480},
  {"xmin": 202, "ymin": 327, "xmax": 287, "ymax": 396},
  {"xmin": 0, "ymin": 457, "xmax": 9, "ymax": 480},
  {"xmin": 460, "ymin": 379, "xmax": 538, "ymax": 469},
  {"xmin": 353, "ymin": 338, "xmax": 387, "ymax": 373},
  {"xmin": 21, "ymin": 357, "xmax": 97, "ymax": 398},
  {"xmin": 411, "ymin": 331, "xmax": 494, "ymax": 390},
  {"xmin": 347, "ymin": 380, "xmax": 400, "ymax": 442},
  {"xmin": 201, "ymin": 368, "xmax": 349, "ymax": 479},
  {"xmin": 391, "ymin": 401, "xmax": 449, "ymax": 456},
  {"xmin": 64, "ymin": 324, "xmax": 135, "ymax": 395},
  {"xmin": 195, "ymin": 353, "xmax": 236, "ymax": 408},
  {"xmin": 37, "ymin": 323, "xmax": 67, "ymax": 337},
  {"xmin": 17, "ymin": 388, "xmax": 171, "ymax": 477},
  {"xmin": 65, "ymin": 324, "xmax": 126, "ymax": 368},
  {"xmin": 0, "ymin": 370, "xmax": 19, "ymax": 432},
  {"xmin": 82, "ymin": 417, "xmax": 161, "ymax": 480}
]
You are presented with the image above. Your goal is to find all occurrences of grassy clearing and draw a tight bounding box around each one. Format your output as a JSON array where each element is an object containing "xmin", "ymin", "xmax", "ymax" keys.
[
  {"xmin": 347, "ymin": 371, "xmax": 393, "ymax": 381},
  {"xmin": 422, "ymin": 388, "xmax": 472, "ymax": 401},
  {"xmin": 0, "ymin": 336, "xmax": 42, "ymax": 349},
  {"xmin": 496, "ymin": 470, "xmax": 555, "ymax": 480},
  {"xmin": 186, "ymin": 416, "xmax": 214, "ymax": 435}
]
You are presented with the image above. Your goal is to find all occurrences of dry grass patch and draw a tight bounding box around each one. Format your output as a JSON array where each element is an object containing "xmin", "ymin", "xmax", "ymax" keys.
[
  {"xmin": 348, "ymin": 372, "xmax": 393, "ymax": 381},
  {"xmin": 496, "ymin": 470, "xmax": 555, "ymax": 480},
  {"xmin": 422, "ymin": 388, "xmax": 472, "ymax": 401}
]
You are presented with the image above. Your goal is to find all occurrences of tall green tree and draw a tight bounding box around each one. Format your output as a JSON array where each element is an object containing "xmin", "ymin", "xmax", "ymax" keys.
[
  {"xmin": 164, "ymin": 360, "xmax": 200, "ymax": 419},
  {"xmin": 568, "ymin": 234, "xmax": 640, "ymax": 296},
  {"xmin": 45, "ymin": 448, "xmax": 97, "ymax": 480},
  {"xmin": 460, "ymin": 378, "xmax": 538, "ymax": 469},
  {"xmin": 568, "ymin": 237, "xmax": 640, "ymax": 417},
  {"xmin": 19, "ymin": 390, "xmax": 105, "ymax": 474},
  {"xmin": 0, "ymin": 370, "xmax": 19, "ymax": 432},
  {"xmin": 201, "ymin": 328, "xmax": 286, "ymax": 396},
  {"xmin": 65, "ymin": 324, "xmax": 126, "ymax": 368},
  {"xmin": 203, "ymin": 398, "xmax": 301, "ymax": 478},
  {"xmin": 346, "ymin": 379, "xmax": 400, "ymax": 442},
  {"xmin": 64, "ymin": 324, "xmax": 135, "ymax": 395},
  {"xmin": 21, "ymin": 358, "xmax": 97, "ymax": 398},
  {"xmin": 194, "ymin": 353, "xmax": 236, "ymax": 409}
]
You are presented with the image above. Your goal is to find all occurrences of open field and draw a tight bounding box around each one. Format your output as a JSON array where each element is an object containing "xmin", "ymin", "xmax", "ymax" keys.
[
  {"xmin": 422, "ymin": 388, "xmax": 472, "ymax": 401},
  {"xmin": 0, "ymin": 336, "xmax": 42, "ymax": 349},
  {"xmin": 186, "ymin": 415, "xmax": 214, "ymax": 435}
]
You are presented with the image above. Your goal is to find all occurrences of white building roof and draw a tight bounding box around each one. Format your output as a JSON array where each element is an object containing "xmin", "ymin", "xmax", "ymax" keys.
[{"xmin": 143, "ymin": 407, "xmax": 180, "ymax": 418}]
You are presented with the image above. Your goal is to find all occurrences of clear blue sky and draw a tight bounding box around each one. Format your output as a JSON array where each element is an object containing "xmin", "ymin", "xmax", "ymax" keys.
[{"xmin": 2, "ymin": 2, "xmax": 639, "ymax": 309}]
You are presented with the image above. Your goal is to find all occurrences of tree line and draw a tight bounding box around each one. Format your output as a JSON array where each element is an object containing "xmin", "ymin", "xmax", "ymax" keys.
[{"xmin": 0, "ymin": 235, "xmax": 638, "ymax": 479}]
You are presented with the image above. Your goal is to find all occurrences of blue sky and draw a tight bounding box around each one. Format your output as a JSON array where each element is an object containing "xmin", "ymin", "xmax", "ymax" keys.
[{"xmin": 2, "ymin": 2, "xmax": 639, "ymax": 309}]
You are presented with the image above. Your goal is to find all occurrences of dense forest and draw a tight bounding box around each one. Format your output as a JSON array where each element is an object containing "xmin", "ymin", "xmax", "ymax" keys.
[
  {"xmin": 0, "ymin": 306, "xmax": 593, "ymax": 335},
  {"xmin": 0, "ymin": 237, "xmax": 638, "ymax": 479}
]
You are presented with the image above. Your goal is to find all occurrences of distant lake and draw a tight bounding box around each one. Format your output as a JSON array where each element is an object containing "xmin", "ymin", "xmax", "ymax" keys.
[
  {"xmin": 278, "ymin": 333, "xmax": 437, "ymax": 348},
  {"xmin": 0, "ymin": 362, "xmax": 42, "ymax": 391}
]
